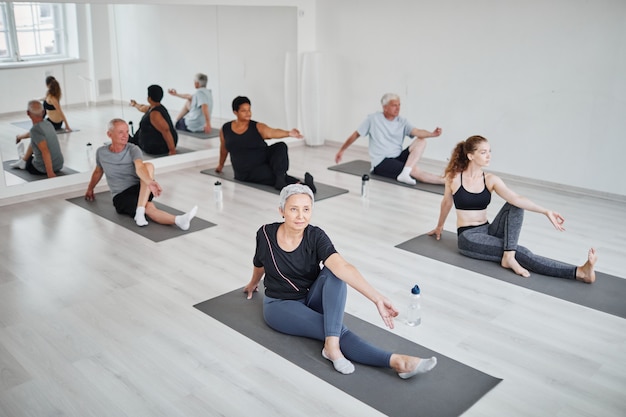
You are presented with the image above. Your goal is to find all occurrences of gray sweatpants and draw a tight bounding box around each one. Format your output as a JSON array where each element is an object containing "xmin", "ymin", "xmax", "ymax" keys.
[{"xmin": 457, "ymin": 203, "xmax": 576, "ymax": 279}]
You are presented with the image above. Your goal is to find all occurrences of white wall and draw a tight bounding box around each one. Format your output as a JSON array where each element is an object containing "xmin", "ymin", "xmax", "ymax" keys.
[{"xmin": 317, "ymin": 0, "xmax": 626, "ymax": 197}]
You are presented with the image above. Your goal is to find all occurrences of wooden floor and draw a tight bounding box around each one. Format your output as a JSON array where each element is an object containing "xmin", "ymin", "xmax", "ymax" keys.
[{"xmin": 0, "ymin": 105, "xmax": 625, "ymax": 417}]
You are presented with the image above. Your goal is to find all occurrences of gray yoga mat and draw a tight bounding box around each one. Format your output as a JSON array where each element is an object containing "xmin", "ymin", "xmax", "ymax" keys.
[
  {"xmin": 11, "ymin": 120, "xmax": 78, "ymax": 134},
  {"xmin": 201, "ymin": 166, "xmax": 349, "ymax": 202},
  {"xmin": 194, "ymin": 286, "xmax": 501, "ymax": 417},
  {"xmin": 396, "ymin": 231, "xmax": 626, "ymax": 319},
  {"xmin": 67, "ymin": 192, "xmax": 215, "ymax": 242},
  {"xmin": 176, "ymin": 127, "xmax": 220, "ymax": 139},
  {"xmin": 328, "ymin": 159, "xmax": 444, "ymax": 195},
  {"xmin": 3, "ymin": 160, "xmax": 78, "ymax": 181}
]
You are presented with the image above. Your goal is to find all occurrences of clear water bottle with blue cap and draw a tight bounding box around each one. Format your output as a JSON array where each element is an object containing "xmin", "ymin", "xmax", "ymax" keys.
[{"xmin": 406, "ymin": 284, "xmax": 421, "ymax": 326}]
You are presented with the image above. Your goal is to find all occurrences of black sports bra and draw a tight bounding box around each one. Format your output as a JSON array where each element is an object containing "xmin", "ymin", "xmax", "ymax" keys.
[
  {"xmin": 452, "ymin": 172, "xmax": 491, "ymax": 210},
  {"xmin": 43, "ymin": 101, "xmax": 56, "ymax": 111}
]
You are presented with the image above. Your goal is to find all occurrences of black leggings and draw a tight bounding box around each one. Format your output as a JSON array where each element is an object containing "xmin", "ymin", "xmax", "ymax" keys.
[
  {"xmin": 235, "ymin": 142, "xmax": 299, "ymax": 190},
  {"xmin": 457, "ymin": 203, "xmax": 576, "ymax": 279}
]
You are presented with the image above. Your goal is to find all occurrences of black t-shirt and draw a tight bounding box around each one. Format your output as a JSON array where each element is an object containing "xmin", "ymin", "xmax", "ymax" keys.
[{"xmin": 254, "ymin": 222, "xmax": 337, "ymax": 300}]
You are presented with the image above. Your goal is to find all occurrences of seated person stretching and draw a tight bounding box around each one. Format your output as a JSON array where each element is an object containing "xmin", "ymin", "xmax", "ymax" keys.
[
  {"xmin": 85, "ymin": 118, "xmax": 197, "ymax": 229},
  {"xmin": 168, "ymin": 73, "xmax": 213, "ymax": 134},
  {"xmin": 244, "ymin": 184, "xmax": 438, "ymax": 377},
  {"xmin": 11, "ymin": 100, "xmax": 64, "ymax": 178},
  {"xmin": 129, "ymin": 84, "xmax": 178, "ymax": 155},
  {"xmin": 216, "ymin": 96, "xmax": 316, "ymax": 192},
  {"xmin": 335, "ymin": 93, "xmax": 444, "ymax": 185},
  {"xmin": 428, "ymin": 135, "xmax": 597, "ymax": 282}
]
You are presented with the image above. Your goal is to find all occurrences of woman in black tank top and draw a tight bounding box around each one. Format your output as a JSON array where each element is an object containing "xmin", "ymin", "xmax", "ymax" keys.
[
  {"xmin": 129, "ymin": 85, "xmax": 178, "ymax": 155},
  {"xmin": 429, "ymin": 135, "xmax": 597, "ymax": 283},
  {"xmin": 215, "ymin": 96, "xmax": 317, "ymax": 192}
]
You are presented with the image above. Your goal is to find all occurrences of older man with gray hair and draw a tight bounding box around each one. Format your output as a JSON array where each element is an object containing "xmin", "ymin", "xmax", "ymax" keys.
[
  {"xmin": 168, "ymin": 72, "xmax": 213, "ymax": 134},
  {"xmin": 11, "ymin": 100, "xmax": 64, "ymax": 178},
  {"xmin": 335, "ymin": 93, "xmax": 444, "ymax": 185}
]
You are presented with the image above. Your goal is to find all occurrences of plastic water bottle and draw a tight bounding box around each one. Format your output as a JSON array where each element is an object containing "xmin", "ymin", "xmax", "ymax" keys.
[
  {"xmin": 86, "ymin": 142, "xmax": 94, "ymax": 166},
  {"xmin": 129, "ymin": 121, "xmax": 135, "ymax": 136},
  {"xmin": 361, "ymin": 174, "xmax": 370, "ymax": 197},
  {"xmin": 214, "ymin": 181, "xmax": 223, "ymax": 202},
  {"xmin": 406, "ymin": 284, "xmax": 421, "ymax": 326}
]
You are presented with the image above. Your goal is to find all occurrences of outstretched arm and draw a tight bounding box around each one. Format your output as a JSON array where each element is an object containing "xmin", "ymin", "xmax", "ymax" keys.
[
  {"xmin": 428, "ymin": 179, "xmax": 454, "ymax": 240},
  {"xmin": 410, "ymin": 126, "xmax": 442, "ymax": 139},
  {"xmin": 256, "ymin": 122, "xmax": 302, "ymax": 140},
  {"xmin": 167, "ymin": 88, "xmax": 193, "ymax": 100},
  {"xmin": 324, "ymin": 253, "xmax": 399, "ymax": 329},
  {"xmin": 244, "ymin": 266, "xmax": 265, "ymax": 299},
  {"xmin": 491, "ymin": 175, "xmax": 565, "ymax": 231},
  {"xmin": 335, "ymin": 131, "xmax": 360, "ymax": 164},
  {"xmin": 129, "ymin": 99, "xmax": 149, "ymax": 113}
]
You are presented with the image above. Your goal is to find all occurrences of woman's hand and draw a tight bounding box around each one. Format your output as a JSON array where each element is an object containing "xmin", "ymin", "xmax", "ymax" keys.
[
  {"xmin": 243, "ymin": 282, "xmax": 259, "ymax": 299},
  {"xmin": 375, "ymin": 297, "xmax": 399, "ymax": 329},
  {"xmin": 546, "ymin": 210, "xmax": 566, "ymax": 231},
  {"xmin": 427, "ymin": 226, "xmax": 444, "ymax": 240}
]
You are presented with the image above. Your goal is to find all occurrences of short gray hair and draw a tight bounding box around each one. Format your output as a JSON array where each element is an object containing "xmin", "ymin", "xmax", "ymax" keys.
[
  {"xmin": 107, "ymin": 118, "xmax": 127, "ymax": 132},
  {"xmin": 279, "ymin": 184, "xmax": 314, "ymax": 210},
  {"xmin": 27, "ymin": 99, "xmax": 44, "ymax": 117},
  {"xmin": 195, "ymin": 73, "xmax": 208, "ymax": 87},
  {"xmin": 381, "ymin": 93, "xmax": 400, "ymax": 106}
]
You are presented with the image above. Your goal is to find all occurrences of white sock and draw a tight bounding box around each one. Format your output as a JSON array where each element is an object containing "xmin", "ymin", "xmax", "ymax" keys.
[
  {"xmin": 396, "ymin": 167, "xmax": 416, "ymax": 185},
  {"xmin": 10, "ymin": 159, "xmax": 26, "ymax": 170},
  {"xmin": 17, "ymin": 142, "xmax": 25, "ymax": 159},
  {"xmin": 134, "ymin": 206, "xmax": 148, "ymax": 227},
  {"xmin": 175, "ymin": 205, "xmax": 198, "ymax": 231}
]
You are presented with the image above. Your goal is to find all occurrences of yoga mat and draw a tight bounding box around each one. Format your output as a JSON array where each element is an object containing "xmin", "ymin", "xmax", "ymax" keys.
[
  {"xmin": 396, "ymin": 231, "xmax": 626, "ymax": 319},
  {"xmin": 194, "ymin": 286, "xmax": 501, "ymax": 417},
  {"xmin": 176, "ymin": 127, "xmax": 220, "ymax": 139},
  {"xmin": 201, "ymin": 166, "xmax": 349, "ymax": 202},
  {"xmin": 11, "ymin": 120, "xmax": 78, "ymax": 133},
  {"xmin": 3, "ymin": 160, "xmax": 78, "ymax": 181},
  {"xmin": 66, "ymin": 192, "xmax": 215, "ymax": 243},
  {"xmin": 328, "ymin": 160, "xmax": 444, "ymax": 195}
]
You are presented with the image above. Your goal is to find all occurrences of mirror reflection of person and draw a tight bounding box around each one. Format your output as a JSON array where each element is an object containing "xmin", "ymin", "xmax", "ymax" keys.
[
  {"xmin": 129, "ymin": 85, "xmax": 178, "ymax": 155},
  {"xmin": 10, "ymin": 100, "xmax": 64, "ymax": 178},
  {"xmin": 168, "ymin": 73, "xmax": 212, "ymax": 134},
  {"xmin": 429, "ymin": 135, "xmax": 597, "ymax": 283},
  {"xmin": 16, "ymin": 76, "xmax": 71, "ymax": 144},
  {"xmin": 85, "ymin": 118, "xmax": 197, "ymax": 230},
  {"xmin": 244, "ymin": 184, "xmax": 438, "ymax": 378}
]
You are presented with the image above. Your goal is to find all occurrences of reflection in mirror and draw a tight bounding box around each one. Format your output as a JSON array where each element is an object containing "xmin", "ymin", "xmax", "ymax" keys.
[{"xmin": 0, "ymin": 3, "xmax": 297, "ymax": 200}]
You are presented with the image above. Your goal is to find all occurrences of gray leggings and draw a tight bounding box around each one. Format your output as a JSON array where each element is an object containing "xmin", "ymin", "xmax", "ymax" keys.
[
  {"xmin": 263, "ymin": 268, "xmax": 393, "ymax": 367},
  {"xmin": 457, "ymin": 203, "xmax": 576, "ymax": 279}
]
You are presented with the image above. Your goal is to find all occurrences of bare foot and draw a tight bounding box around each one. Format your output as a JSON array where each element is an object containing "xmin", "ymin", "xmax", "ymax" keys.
[
  {"xmin": 576, "ymin": 248, "xmax": 597, "ymax": 283},
  {"xmin": 501, "ymin": 251, "xmax": 530, "ymax": 277}
]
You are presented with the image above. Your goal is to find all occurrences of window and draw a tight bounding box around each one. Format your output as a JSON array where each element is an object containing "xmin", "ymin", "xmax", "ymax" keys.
[{"xmin": 0, "ymin": 2, "xmax": 70, "ymax": 63}]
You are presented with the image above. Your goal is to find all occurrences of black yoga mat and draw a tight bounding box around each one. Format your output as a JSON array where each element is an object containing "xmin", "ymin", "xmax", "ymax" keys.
[
  {"xmin": 396, "ymin": 231, "xmax": 626, "ymax": 319},
  {"xmin": 176, "ymin": 127, "xmax": 220, "ymax": 139},
  {"xmin": 201, "ymin": 166, "xmax": 349, "ymax": 202},
  {"xmin": 194, "ymin": 286, "xmax": 501, "ymax": 417},
  {"xmin": 67, "ymin": 192, "xmax": 215, "ymax": 242},
  {"xmin": 11, "ymin": 120, "xmax": 78, "ymax": 133},
  {"xmin": 3, "ymin": 160, "xmax": 78, "ymax": 181},
  {"xmin": 328, "ymin": 159, "xmax": 444, "ymax": 195}
]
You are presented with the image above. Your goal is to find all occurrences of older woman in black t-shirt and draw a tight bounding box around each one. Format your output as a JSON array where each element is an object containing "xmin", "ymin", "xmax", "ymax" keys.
[{"xmin": 243, "ymin": 184, "xmax": 437, "ymax": 378}]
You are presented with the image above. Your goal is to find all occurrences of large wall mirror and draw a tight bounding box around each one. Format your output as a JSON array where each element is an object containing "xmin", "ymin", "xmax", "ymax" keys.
[{"xmin": 0, "ymin": 2, "xmax": 298, "ymax": 201}]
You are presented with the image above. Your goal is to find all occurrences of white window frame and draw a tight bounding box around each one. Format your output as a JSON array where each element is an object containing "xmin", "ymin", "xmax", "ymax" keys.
[{"xmin": 0, "ymin": 1, "xmax": 73, "ymax": 64}]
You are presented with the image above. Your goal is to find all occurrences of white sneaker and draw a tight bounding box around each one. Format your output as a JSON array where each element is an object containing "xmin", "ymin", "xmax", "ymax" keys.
[
  {"xmin": 16, "ymin": 142, "xmax": 25, "ymax": 159},
  {"xmin": 10, "ymin": 159, "xmax": 26, "ymax": 170}
]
